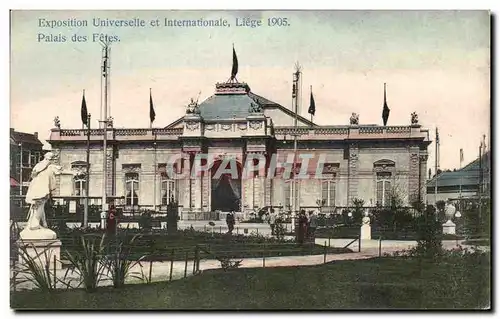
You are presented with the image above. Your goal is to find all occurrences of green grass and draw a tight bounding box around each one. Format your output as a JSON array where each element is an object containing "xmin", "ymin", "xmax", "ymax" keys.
[{"xmin": 11, "ymin": 256, "xmax": 490, "ymax": 310}]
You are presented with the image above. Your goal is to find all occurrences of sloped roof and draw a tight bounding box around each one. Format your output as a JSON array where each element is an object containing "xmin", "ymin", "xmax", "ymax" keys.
[
  {"xmin": 426, "ymin": 151, "xmax": 490, "ymax": 188},
  {"xmin": 248, "ymin": 92, "xmax": 316, "ymax": 126},
  {"xmin": 165, "ymin": 83, "xmax": 316, "ymax": 128},
  {"xmin": 10, "ymin": 130, "xmax": 42, "ymax": 146},
  {"xmin": 197, "ymin": 94, "xmax": 256, "ymax": 120}
]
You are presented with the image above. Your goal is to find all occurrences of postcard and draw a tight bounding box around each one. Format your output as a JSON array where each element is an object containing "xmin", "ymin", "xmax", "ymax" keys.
[{"xmin": 9, "ymin": 10, "xmax": 491, "ymax": 310}]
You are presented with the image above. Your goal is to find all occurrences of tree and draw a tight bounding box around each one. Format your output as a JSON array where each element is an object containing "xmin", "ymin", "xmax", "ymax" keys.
[
  {"xmin": 351, "ymin": 198, "xmax": 365, "ymax": 224},
  {"xmin": 414, "ymin": 204, "xmax": 443, "ymax": 258}
]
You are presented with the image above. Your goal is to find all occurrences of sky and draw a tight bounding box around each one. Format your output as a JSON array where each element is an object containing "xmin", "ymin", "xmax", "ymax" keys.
[{"xmin": 10, "ymin": 10, "xmax": 490, "ymax": 171}]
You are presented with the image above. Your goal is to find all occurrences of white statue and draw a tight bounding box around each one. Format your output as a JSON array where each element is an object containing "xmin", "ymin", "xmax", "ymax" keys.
[
  {"xmin": 186, "ymin": 98, "xmax": 200, "ymax": 115},
  {"xmin": 444, "ymin": 202, "xmax": 456, "ymax": 222},
  {"xmin": 360, "ymin": 210, "xmax": 371, "ymax": 240},
  {"xmin": 362, "ymin": 211, "xmax": 370, "ymax": 225},
  {"xmin": 20, "ymin": 152, "xmax": 62, "ymax": 240}
]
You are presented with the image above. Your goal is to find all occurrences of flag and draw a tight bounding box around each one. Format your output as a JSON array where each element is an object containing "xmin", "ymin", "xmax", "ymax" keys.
[
  {"xmin": 231, "ymin": 46, "xmax": 238, "ymax": 80},
  {"xmin": 382, "ymin": 83, "xmax": 390, "ymax": 126},
  {"xmin": 149, "ymin": 89, "xmax": 156, "ymax": 123},
  {"xmin": 81, "ymin": 90, "xmax": 88, "ymax": 126},
  {"xmin": 102, "ymin": 46, "xmax": 109, "ymax": 78},
  {"xmin": 308, "ymin": 88, "xmax": 316, "ymax": 116},
  {"xmin": 460, "ymin": 148, "xmax": 464, "ymax": 163}
]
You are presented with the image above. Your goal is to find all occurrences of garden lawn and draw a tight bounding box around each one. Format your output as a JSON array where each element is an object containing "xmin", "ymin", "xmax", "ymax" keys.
[
  {"xmin": 11, "ymin": 256, "xmax": 490, "ymax": 310},
  {"xmin": 58, "ymin": 229, "xmax": 352, "ymax": 261}
]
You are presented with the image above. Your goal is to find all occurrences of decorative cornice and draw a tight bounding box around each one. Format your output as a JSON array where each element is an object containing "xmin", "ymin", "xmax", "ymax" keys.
[
  {"xmin": 249, "ymin": 121, "xmax": 263, "ymax": 130},
  {"xmin": 122, "ymin": 164, "xmax": 141, "ymax": 174},
  {"xmin": 185, "ymin": 121, "xmax": 200, "ymax": 131},
  {"xmin": 215, "ymin": 82, "xmax": 250, "ymax": 95}
]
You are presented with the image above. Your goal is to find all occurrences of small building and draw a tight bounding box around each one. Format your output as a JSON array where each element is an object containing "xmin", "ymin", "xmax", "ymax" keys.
[
  {"xmin": 10, "ymin": 128, "xmax": 44, "ymax": 196},
  {"xmin": 426, "ymin": 151, "xmax": 491, "ymax": 205}
]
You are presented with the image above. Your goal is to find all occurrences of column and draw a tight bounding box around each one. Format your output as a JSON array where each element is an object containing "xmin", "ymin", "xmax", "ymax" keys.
[
  {"xmin": 181, "ymin": 154, "xmax": 191, "ymax": 212},
  {"xmin": 348, "ymin": 144, "xmax": 359, "ymax": 204},
  {"xmin": 265, "ymin": 178, "xmax": 272, "ymax": 207},
  {"xmin": 419, "ymin": 154, "xmax": 428, "ymax": 203},
  {"xmin": 408, "ymin": 152, "xmax": 420, "ymax": 203}
]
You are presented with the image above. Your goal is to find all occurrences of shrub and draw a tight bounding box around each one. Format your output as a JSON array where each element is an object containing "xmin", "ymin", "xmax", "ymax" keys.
[
  {"xmin": 16, "ymin": 243, "xmax": 57, "ymax": 292},
  {"xmin": 217, "ymin": 257, "xmax": 242, "ymax": 271},
  {"xmin": 413, "ymin": 204, "xmax": 443, "ymax": 258},
  {"xmin": 64, "ymin": 234, "xmax": 108, "ymax": 292},
  {"xmin": 351, "ymin": 198, "xmax": 365, "ymax": 224},
  {"xmin": 274, "ymin": 217, "xmax": 286, "ymax": 241},
  {"xmin": 105, "ymin": 233, "xmax": 146, "ymax": 288}
]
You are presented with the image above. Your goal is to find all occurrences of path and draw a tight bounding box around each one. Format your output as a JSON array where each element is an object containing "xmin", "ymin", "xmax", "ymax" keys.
[{"xmin": 12, "ymin": 238, "xmax": 486, "ymax": 292}]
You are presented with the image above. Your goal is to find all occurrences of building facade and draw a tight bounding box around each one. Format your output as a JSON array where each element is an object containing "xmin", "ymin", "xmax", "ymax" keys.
[
  {"xmin": 48, "ymin": 81, "xmax": 431, "ymax": 219},
  {"xmin": 10, "ymin": 128, "xmax": 44, "ymax": 196}
]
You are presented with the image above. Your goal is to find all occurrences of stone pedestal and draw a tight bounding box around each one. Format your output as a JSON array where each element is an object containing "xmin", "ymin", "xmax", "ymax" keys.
[
  {"xmin": 442, "ymin": 220, "xmax": 456, "ymax": 235},
  {"xmin": 17, "ymin": 238, "xmax": 63, "ymax": 270},
  {"xmin": 360, "ymin": 224, "xmax": 371, "ymax": 240}
]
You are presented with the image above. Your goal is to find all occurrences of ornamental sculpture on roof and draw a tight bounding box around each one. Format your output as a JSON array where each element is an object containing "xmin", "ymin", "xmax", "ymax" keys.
[
  {"xmin": 186, "ymin": 98, "xmax": 200, "ymax": 115},
  {"xmin": 411, "ymin": 112, "xmax": 419, "ymax": 125},
  {"xmin": 350, "ymin": 113, "xmax": 359, "ymax": 125},
  {"xmin": 53, "ymin": 116, "xmax": 61, "ymax": 129},
  {"xmin": 249, "ymin": 97, "xmax": 263, "ymax": 113}
]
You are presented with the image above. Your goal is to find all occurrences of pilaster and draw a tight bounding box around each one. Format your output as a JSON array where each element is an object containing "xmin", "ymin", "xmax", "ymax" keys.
[
  {"xmin": 348, "ymin": 143, "xmax": 359, "ymax": 203},
  {"xmin": 419, "ymin": 154, "xmax": 429, "ymax": 202},
  {"xmin": 408, "ymin": 148, "xmax": 420, "ymax": 203}
]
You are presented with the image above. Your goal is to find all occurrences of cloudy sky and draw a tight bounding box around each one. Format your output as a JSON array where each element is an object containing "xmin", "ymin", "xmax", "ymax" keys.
[{"xmin": 10, "ymin": 10, "xmax": 490, "ymax": 171}]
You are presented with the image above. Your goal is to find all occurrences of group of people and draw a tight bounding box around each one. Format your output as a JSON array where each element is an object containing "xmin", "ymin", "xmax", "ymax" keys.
[
  {"xmin": 263, "ymin": 208, "xmax": 318, "ymax": 244},
  {"xmin": 297, "ymin": 210, "xmax": 318, "ymax": 244}
]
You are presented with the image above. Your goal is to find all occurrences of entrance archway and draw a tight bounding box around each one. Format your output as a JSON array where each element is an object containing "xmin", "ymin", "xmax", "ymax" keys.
[{"xmin": 211, "ymin": 160, "xmax": 242, "ymax": 212}]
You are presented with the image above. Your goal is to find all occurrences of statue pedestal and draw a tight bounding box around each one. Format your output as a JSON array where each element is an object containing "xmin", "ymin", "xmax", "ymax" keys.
[
  {"xmin": 442, "ymin": 220, "xmax": 456, "ymax": 235},
  {"xmin": 17, "ymin": 238, "xmax": 62, "ymax": 270},
  {"xmin": 360, "ymin": 224, "xmax": 371, "ymax": 240}
]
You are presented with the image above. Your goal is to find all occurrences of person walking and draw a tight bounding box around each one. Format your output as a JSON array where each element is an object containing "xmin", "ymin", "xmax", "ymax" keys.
[
  {"xmin": 308, "ymin": 211, "xmax": 318, "ymax": 240},
  {"xmin": 297, "ymin": 210, "xmax": 308, "ymax": 245},
  {"xmin": 107, "ymin": 204, "xmax": 117, "ymax": 235},
  {"xmin": 268, "ymin": 209, "xmax": 277, "ymax": 236},
  {"xmin": 226, "ymin": 211, "xmax": 235, "ymax": 234}
]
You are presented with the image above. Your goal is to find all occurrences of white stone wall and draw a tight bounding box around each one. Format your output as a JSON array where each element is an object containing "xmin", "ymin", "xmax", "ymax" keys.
[
  {"xmin": 54, "ymin": 141, "xmax": 425, "ymax": 212},
  {"xmin": 356, "ymin": 147, "xmax": 411, "ymax": 206}
]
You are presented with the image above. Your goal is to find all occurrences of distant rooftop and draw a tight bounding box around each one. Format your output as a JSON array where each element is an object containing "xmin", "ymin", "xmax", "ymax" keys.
[
  {"xmin": 10, "ymin": 128, "xmax": 43, "ymax": 146},
  {"xmin": 427, "ymin": 151, "xmax": 490, "ymax": 188}
]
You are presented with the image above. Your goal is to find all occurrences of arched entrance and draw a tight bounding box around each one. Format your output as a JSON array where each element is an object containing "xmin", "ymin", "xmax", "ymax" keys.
[{"xmin": 211, "ymin": 160, "xmax": 242, "ymax": 212}]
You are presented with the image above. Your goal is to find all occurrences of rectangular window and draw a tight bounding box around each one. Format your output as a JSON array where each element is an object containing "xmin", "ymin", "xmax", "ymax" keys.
[
  {"xmin": 321, "ymin": 180, "xmax": 336, "ymax": 206},
  {"xmin": 125, "ymin": 172, "xmax": 139, "ymax": 206},
  {"xmin": 29, "ymin": 152, "xmax": 37, "ymax": 167},
  {"xmin": 376, "ymin": 172, "xmax": 392, "ymax": 206},
  {"xmin": 74, "ymin": 178, "xmax": 87, "ymax": 204},
  {"xmin": 22, "ymin": 150, "xmax": 30, "ymax": 167},
  {"xmin": 161, "ymin": 175, "xmax": 176, "ymax": 205}
]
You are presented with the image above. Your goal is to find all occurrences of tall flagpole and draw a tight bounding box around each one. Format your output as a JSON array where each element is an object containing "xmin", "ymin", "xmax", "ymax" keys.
[
  {"xmin": 459, "ymin": 149, "xmax": 463, "ymax": 200},
  {"xmin": 100, "ymin": 41, "xmax": 110, "ymax": 229},
  {"xmin": 153, "ymin": 130, "xmax": 157, "ymax": 212},
  {"xmin": 84, "ymin": 113, "xmax": 91, "ymax": 228},
  {"xmin": 434, "ymin": 128, "xmax": 439, "ymax": 204},
  {"xmin": 291, "ymin": 63, "xmax": 301, "ymax": 231},
  {"xmin": 478, "ymin": 141, "xmax": 483, "ymax": 220}
]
